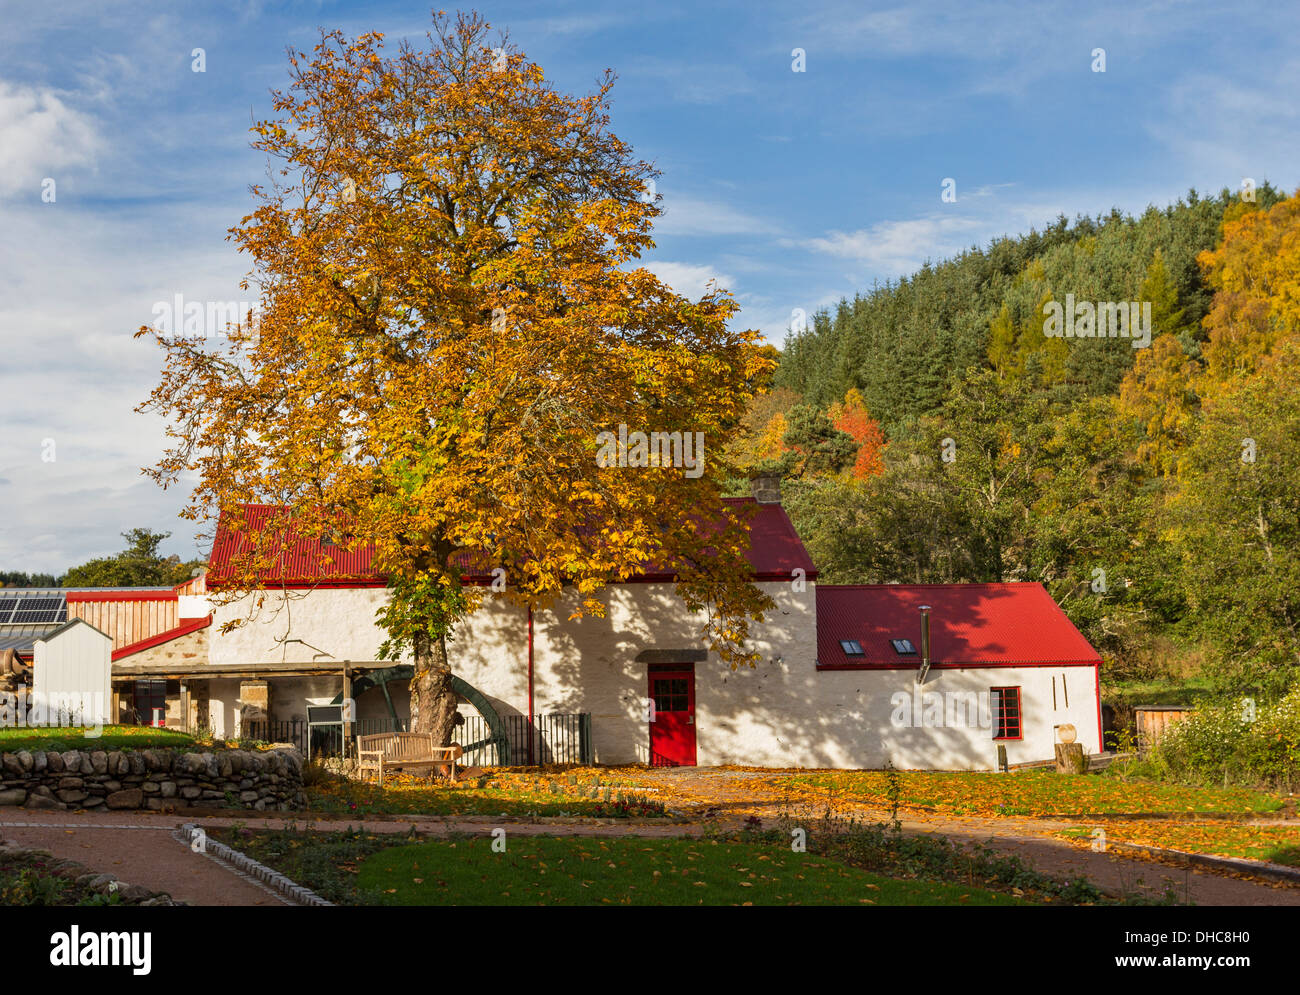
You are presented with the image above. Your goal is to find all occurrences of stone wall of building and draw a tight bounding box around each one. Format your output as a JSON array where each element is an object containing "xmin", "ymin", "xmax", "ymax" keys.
[
  {"xmin": 0, "ymin": 745, "xmax": 303, "ymax": 812},
  {"xmin": 115, "ymin": 625, "xmax": 208, "ymax": 668}
]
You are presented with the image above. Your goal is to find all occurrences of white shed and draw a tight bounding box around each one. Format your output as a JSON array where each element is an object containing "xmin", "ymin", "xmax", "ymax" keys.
[{"xmin": 33, "ymin": 619, "xmax": 113, "ymax": 727}]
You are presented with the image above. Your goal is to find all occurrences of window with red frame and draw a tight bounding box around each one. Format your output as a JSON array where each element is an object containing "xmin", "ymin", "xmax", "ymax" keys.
[{"xmin": 991, "ymin": 686, "xmax": 1022, "ymax": 740}]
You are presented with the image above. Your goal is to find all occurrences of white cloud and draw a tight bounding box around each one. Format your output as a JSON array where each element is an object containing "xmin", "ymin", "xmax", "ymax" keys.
[
  {"xmin": 801, "ymin": 215, "xmax": 984, "ymax": 274},
  {"xmin": 1148, "ymin": 62, "xmax": 1300, "ymax": 182},
  {"xmin": 654, "ymin": 194, "xmax": 777, "ymax": 237},
  {"xmin": 0, "ymin": 203, "xmax": 247, "ymax": 573},
  {"xmin": 643, "ymin": 261, "xmax": 736, "ymax": 300},
  {"xmin": 0, "ymin": 80, "xmax": 100, "ymax": 196},
  {"xmin": 795, "ymin": 180, "xmax": 1192, "ymax": 280}
]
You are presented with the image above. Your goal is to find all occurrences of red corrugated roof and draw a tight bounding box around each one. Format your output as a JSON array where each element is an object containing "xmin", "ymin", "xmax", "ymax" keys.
[
  {"xmin": 207, "ymin": 499, "xmax": 816, "ymax": 588},
  {"xmin": 816, "ymin": 583, "xmax": 1101, "ymax": 669},
  {"xmin": 112, "ymin": 615, "xmax": 212, "ymax": 662},
  {"xmin": 208, "ymin": 504, "xmax": 381, "ymax": 587}
]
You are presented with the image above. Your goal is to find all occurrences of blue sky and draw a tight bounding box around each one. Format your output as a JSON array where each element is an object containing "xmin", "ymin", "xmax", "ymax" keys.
[{"xmin": 1, "ymin": 0, "xmax": 1296, "ymax": 572}]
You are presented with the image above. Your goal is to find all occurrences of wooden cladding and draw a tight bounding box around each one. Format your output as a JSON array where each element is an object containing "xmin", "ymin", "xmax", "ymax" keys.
[
  {"xmin": 1134, "ymin": 706, "xmax": 1191, "ymax": 754},
  {"xmin": 68, "ymin": 598, "xmax": 179, "ymax": 651}
]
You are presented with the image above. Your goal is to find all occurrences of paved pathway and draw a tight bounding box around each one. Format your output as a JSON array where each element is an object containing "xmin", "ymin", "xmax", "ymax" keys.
[{"xmin": 0, "ymin": 819, "xmax": 291, "ymax": 906}]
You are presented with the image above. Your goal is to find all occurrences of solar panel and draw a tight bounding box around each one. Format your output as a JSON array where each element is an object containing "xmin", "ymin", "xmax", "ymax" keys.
[
  {"xmin": 17, "ymin": 597, "xmax": 59, "ymax": 610},
  {"xmin": 8, "ymin": 596, "xmax": 65, "ymax": 624},
  {"xmin": 12, "ymin": 611, "xmax": 61, "ymax": 623},
  {"xmin": 0, "ymin": 593, "xmax": 25, "ymax": 624}
]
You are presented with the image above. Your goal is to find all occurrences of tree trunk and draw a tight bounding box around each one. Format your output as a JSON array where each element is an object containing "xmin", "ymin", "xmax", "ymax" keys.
[
  {"xmin": 410, "ymin": 630, "xmax": 458, "ymax": 746},
  {"xmin": 1054, "ymin": 742, "xmax": 1086, "ymax": 774}
]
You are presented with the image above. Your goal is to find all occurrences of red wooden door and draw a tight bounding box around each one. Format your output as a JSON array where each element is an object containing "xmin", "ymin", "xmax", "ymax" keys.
[{"xmin": 649, "ymin": 665, "xmax": 696, "ymax": 767}]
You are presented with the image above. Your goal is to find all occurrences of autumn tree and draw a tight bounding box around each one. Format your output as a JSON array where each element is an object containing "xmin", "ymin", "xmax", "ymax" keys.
[
  {"xmin": 827, "ymin": 388, "xmax": 887, "ymax": 478},
  {"xmin": 780, "ymin": 405, "xmax": 857, "ymax": 479},
  {"xmin": 1198, "ymin": 191, "xmax": 1300, "ymax": 384},
  {"xmin": 136, "ymin": 13, "xmax": 773, "ymax": 742},
  {"xmin": 987, "ymin": 292, "xmax": 1068, "ymax": 384},
  {"xmin": 725, "ymin": 386, "xmax": 800, "ymax": 472},
  {"xmin": 1117, "ymin": 333, "xmax": 1200, "ymax": 476},
  {"xmin": 1139, "ymin": 249, "xmax": 1190, "ymax": 343}
]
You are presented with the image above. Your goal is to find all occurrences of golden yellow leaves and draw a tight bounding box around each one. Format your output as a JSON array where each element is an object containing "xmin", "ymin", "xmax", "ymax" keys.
[{"xmin": 139, "ymin": 9, "xmax": 772, "ymax": 683}]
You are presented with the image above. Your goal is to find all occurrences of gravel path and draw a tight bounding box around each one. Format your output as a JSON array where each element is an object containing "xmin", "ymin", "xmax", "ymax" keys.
[{"xmin": 0, "ymin": 819, "xmax": 291, "ymax": 906}]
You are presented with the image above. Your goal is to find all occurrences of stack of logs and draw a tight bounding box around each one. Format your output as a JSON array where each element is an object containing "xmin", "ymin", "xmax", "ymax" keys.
[{"xmin": 0, "ymin": 648, "xmax": 31, "ymax": 698}]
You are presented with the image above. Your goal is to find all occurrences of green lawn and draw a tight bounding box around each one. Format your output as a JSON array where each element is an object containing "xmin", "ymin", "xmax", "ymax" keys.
[
  {"xmin": 356, "ymin": 836, "xmax": 1027, "ymax": 906},
  {"xmin": 0, "ymin": 725, "xmax": 194, "ymax": 752},
  {"xmin": 774, "ymin": 769, "xmax": 1284, "ymax": 817},
  {"xmin": 1103, "ymin": 676, "xmax": 1216, "ymax": 708}
]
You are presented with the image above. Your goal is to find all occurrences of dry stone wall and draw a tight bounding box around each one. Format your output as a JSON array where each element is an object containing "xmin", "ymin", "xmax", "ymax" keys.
[{"xmin": 0, "ymin": 745, "xmax": 303, "ymax": 811}]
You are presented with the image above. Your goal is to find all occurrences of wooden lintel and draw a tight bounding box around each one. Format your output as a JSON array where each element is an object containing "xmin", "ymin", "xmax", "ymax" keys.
[{"xmin": 110, "ymin": 659, "xmax": 397, "ymax": 682}]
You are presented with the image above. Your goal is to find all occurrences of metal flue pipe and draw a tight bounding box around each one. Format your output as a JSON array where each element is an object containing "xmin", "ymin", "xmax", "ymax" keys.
[{"xmin": 915, "ymin": 604, "xmax": 933, "ymax": 685}]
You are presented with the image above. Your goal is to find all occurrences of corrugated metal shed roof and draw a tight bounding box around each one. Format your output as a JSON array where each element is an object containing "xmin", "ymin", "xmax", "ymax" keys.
[
  {"xmin": 816, "ymin": 583, "xmax": 1102, "ymax": 669},
  {"xmin": 0, "ymin": 624, "xmax": 62, "ymax": 655},
  {"xmin": 0, "ymin": 589, "xmax": 68, "ymax": 655}
]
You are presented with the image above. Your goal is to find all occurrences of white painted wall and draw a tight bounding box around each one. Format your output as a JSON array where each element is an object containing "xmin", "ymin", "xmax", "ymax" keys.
[
  {"xmin": 208, "ymin": 581, "xmax": 1100, "ymax": 770},
  {"xmin": 33, "ymin": 621, "xmax": 113, "ymax": 726},
  {"xmin": 211, "ymin": 587, "xmax": 399, "ymax": 666},
  {"xmin": 697, "ymin": 662, "xmax": 1100, "ymax": 769},
  {"xmin": 177, "ymin": 595, "xmax": 212, "ymax": 619},
  {"xmin": 205, "ymin": 677, "xmax": 242, "ymax": 739}
]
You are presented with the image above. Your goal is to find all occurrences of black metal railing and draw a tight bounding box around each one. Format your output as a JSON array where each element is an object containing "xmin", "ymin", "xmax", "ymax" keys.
[
  {"xmin": 242, "ymin": 712, "xmax": 592, "ymax": 766},
  {"xmin": 503, "ymin": 713, "xmax": 593, "ymax": 765}
]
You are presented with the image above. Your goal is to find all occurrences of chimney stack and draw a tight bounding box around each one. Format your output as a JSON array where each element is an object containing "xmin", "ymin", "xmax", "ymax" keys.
[
  {"xmin": 915, "ymin": 604, "xmax": 933, "ymax": 685},
  {"xmin": 750, "ymin": 473, "xmax": 782, "ymax": 504}
]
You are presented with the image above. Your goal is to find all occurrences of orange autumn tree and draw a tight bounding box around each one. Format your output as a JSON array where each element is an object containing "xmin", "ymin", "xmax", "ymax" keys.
[
  {"xmin": 136, "ymin": 13, "xmax": 773, "ymax": 743},
  {"xmin": 726, "ymin": 386, "xmax": 800, "ymax": 470},
  {"xmin": 827, "ymin": 389, "xmax": 887, "ymax": 479}
]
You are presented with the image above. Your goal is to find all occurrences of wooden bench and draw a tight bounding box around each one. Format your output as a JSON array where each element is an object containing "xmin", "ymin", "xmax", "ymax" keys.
[{"xmin": 357, "ymin": 732, "xmax": 463, "ymax": 787}]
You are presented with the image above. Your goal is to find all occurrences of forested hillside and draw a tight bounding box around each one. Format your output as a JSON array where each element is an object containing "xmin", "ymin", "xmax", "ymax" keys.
[
  {"xmin": 776, "ymin": 187, "xmax": 1284, "ymax": 431},
  {"xmin": 739, "ymin": 184, "xmax": 1300, "ymax": 701}
]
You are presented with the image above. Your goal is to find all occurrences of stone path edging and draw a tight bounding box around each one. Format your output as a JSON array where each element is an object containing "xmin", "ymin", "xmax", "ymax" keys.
[
  {"xmin": 0, "ymin": 836, "xmax": 178, "ymax": 905},
  {"xmin": 176, "ymin": 823, "xmax": 333, "ymax": 907},
  {"xmin": 1096, "ymin": 836, "xmax": 1300, "ymax": 884}
]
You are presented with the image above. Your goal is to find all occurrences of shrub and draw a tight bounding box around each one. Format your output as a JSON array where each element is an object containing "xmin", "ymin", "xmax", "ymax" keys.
[{"xmin": 1150, "ymin": 688, "xmax": 1300, "ymax": 790}]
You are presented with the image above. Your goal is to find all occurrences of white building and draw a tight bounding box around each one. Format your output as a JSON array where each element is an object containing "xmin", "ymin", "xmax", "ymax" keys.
[
  {"xmin": 94, "ymin": 487, "xmax": 1103, "ymax": 771},
  {"xmin": 32, "ymin": 619, "xmax": 113, "ymax": 727},
  {"xmin": 35, "ymin": 486, "xmax": 1102, "ymax": 769}
]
